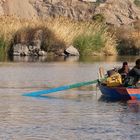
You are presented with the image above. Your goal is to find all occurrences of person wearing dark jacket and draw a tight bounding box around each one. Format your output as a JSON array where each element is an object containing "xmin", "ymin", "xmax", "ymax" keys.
[
  {"xmin": 118, "ymin": 61, "xmax": 130, "ymax": 81},
  {"xmin": 118, "ymin": 61, "xmax": 129, "ymax": 74},
  {"xmin": 128, "ymin": 59, "xmax": 140, "ymax": 86}
]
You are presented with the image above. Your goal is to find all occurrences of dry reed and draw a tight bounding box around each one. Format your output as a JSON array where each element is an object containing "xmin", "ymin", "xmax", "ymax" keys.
[{"xmin": 0, "ymin": 16, "xmax": 117, "ymax": 56}]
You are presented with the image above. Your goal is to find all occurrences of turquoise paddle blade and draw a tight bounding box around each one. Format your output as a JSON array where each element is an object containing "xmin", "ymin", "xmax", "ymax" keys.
[{"xmin": 23, "ymin": 80, "xmax": 98, "ymax": 97}]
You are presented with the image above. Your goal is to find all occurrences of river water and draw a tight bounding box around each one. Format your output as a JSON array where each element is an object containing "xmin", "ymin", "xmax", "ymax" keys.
[{"xmin": 0, "ymin": 56, "xmax": 140, "ymax": 140}]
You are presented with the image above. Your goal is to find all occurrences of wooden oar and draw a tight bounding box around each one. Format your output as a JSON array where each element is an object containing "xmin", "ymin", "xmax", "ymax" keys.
[{"xmin": 23, "ymin": 79, "xmax": 100, "ymax": 97}]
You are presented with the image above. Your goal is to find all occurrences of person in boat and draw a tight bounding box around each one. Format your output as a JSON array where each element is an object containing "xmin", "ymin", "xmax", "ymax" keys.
[
  {"xmin": 128, "ymin": 59, "xmax": 140, "ymax": 86},
  {"xmin": 118, "ymin": 61, "xmax": 130, "ymax": 81}
]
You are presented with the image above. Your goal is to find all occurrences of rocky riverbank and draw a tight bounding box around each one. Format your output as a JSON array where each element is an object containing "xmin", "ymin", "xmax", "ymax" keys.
[
  {"xmin": 0, "ymin": 17, "xmax": 116, "ymax": 58},
  {"xmin": 0, "ymin": 0, "xmax": 140, "ymax": 26},
  {"xmin": 0, "ymin": 0, "xmax": 140, "ymax": 57}
]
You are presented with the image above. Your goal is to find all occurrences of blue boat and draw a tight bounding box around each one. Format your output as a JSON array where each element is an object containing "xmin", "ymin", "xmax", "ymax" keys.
[{"xmin": 99, "ymin": 83, "xmax": 140, "ymax": 101}]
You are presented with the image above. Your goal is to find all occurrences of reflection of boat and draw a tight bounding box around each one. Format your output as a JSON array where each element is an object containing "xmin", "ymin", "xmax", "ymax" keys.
[{"xmin": 99, "ymin": 83, "xmax": 140, "ymax": 101}]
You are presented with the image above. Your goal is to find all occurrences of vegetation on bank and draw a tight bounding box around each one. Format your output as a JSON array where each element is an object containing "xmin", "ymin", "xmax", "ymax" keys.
[
  {"xmin": 0, "ymin": 16, "xmax": 117, "ymax": 58},
  {"xmin": 73, "ymin": 24, "xmax": 116, "ymax": 55},
  {"xmin": 134, "ymin": 0, "xmax": 140, "ymax": 7},
  {"xmin": 114, "ymin": 20, "xmax": 140, "ymax": 55},
  {"xmin": 0, "ymin": 37, "xmax": 7, "ymax": 60}
]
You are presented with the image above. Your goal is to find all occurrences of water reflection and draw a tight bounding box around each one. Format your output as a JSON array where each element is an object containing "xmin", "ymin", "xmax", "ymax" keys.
[
  {"xmin": 11, "ymin": 55, "xmax": 140, "ymax": 63},
  {"xmin": 0, "ymin": 55, "xmax": 139, "ymax": 63},
  {"xmin": 0, "ymin": 56, "xmax": 140, "ymax": 139},
  {"xmin": 98, "ymin": 95, "xmax": 123, "ymax": 102},
  {"xmin": 12, "ymin": 56, "xmax": 80, "ymax": 63},
  {"xmin": 127, "ymin": 100, "xmax": 140, "ymax": 113},
  {"xmin": 99, "ymin": 95, "xmax": 140, "ymax": 113},
  {"xmin": 79, "ymin": 55, "xmax": 118, "ymax": 62},
  {"xmin": 64, "ymin": 56, "xmax": 79, "ymax": 62}
]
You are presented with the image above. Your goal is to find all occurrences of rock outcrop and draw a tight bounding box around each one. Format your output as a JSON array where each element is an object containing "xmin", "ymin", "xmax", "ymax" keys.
[
  {"xmin": 0, "ymin": 0, "xmax": 140, "ymax": 26},
  {"xmin": 12, "ymin": 27, "xmax": 66, "ymax": 56},
  {"xmin": 95, "ymin": 0, "xmax": 140, "ymax": 26},
  {"xmin": 13, "ymin": 29, "xmax": 47, "ymax": 56},
  {"xmin": 0, "ymin": 0, "xmax": 139, "ymax": 26},
  {"xmin": 31, "ymin": 0, "xmax": 96, "ymax": 21},
  {"xmin": 2, "ymin": 0, "xmax": 38, "ymax": 19},
  {"xmin": 0, "ymin": 0, "xmax": 5, "ymax": 15}
]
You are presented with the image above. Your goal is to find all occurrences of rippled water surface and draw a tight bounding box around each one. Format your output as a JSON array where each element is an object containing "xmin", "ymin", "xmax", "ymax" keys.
[{"xmin": 0, "ymin": 56, "xmax": 140, "ymax": 140}]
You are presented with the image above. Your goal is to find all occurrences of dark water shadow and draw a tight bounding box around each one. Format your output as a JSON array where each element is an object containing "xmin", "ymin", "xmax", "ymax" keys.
[
  {"xmin": 127, "ymin": 100, "xmax": 140, "ymax": 113},
  {"xmin": 99, "ymin": 95, "xmax": 140, "ymax": 112},
  {"xmin": 98, "ymin": 95, "xmax": 127, "ymax": 103}
]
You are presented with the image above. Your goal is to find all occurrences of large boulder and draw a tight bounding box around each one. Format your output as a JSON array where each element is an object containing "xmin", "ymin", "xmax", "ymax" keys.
[
  {"xmin": 12, "ymin": 27, "xmax": 66, "ymax": 56},
  {"xmin": 38, "ymin": 50, "xmax": 47, "ymax": 56},
  {"xmin": 13, "ymin": 43, "xmax": 47, "ymax": 56},
  {"xmin": 13, "ymin": 44, "xmax": 29, "ymax": 56},
  {"xmin": 64, "ymin": 45, "xmax": 80, "ymax": 56},
  {"xmin": 12, "ymin": 29, "xmax": 48, "ymax": 56}
]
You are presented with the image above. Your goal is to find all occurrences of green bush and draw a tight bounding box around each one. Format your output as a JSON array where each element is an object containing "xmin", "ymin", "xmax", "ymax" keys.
[
  {"xmin": 92, "ymin": 14, "xmax": 105, "ymax": 23},
  {"xmin": 134, "ymin": 0, "xmax": 140, "ymax": 7},
  {"xmin": 73, "ymin": 32, "xmax": 105, "ymax": 55},
  {"xmin": 0, "ymin": 37, "xmax": 7, "ymax": 59}
]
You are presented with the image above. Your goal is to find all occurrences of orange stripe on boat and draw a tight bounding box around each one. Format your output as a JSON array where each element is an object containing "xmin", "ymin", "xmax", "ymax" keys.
[{"xmin": 126, "ymin": 88, "xmax": 140, "ymax": 94}]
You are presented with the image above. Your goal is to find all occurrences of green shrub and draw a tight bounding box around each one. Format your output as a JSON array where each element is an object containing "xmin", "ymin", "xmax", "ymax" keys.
[
  {"xmin": 134, "ymin": 0, "xmax": 140, "ymax": 7},
  {"xmin": 73, "ymin": 32, "xmax": 105, "ymax": 55},
  {"xmin": 92, "ymin": 14, "xmax": 105, "ymax": 23},
  {"xmin": 0, "ymin": 37, "xmax": 7, "ymax": 59}
]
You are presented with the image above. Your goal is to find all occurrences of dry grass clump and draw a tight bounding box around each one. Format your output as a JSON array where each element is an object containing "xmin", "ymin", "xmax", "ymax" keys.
[
  {"xmin": 0, "ymin": 16, "xmax": 117, "ymax": 56},
  {"xmin": 46, "ymin": 18, "xmax": 117, "ymax": 55},
  {"xmin": 115, "ymin": 24, "xmax": 140, "ymax": 55}
]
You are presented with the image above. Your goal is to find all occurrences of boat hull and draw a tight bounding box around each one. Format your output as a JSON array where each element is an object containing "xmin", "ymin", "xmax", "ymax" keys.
[{"xmin": 99, "ymin": 84, "xmax": 140, "ymax": 100}]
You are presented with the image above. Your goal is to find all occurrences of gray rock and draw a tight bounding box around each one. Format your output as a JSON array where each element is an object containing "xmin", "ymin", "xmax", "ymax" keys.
[
  {"xmin": 13, "ymin": 43, "xmax": 48, "ymax": 56},
  {"xmin": 13, "ymin": 52, "xmax": 20, "ymax": 56},
  {"xmin": 28, "ymin": 45, "xmax": 34, "ymax": 51},
  {"xmin": 65, "ymin": 45, "xmax": 80, "ymax": 56},
  {"xmin": 22, "ymin": 45, "xmax": 29, "ymax": 55},
  {"xmin": 13, "ymin": 44, "xmax": 29, "ymax": 56},
  {"xmin": 32, "ymin": 39, "xmax": 42, "ymax": 49},
  {"xmin": 95, "ymin": 0, "xmax": 140, "ymax": 26},
  {"xmin": 13, "ymin": 44, "xmax": 22, "ymax": 53},
  {"xmin": 1, "ymin": 0, "xmax": 140, "ymax": 26},
  {"xmin": 38, "ymin": 50, "xmax": 47, "ymax": 56}
]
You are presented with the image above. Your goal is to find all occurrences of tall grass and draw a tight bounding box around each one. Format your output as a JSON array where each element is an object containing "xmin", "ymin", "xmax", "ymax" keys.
[
  {"xmin": 0, "ymin": 36, "xmax": 6, "ymax": 59},
  {"xmin": 73, "ymin": 32, "xmax": 105, "ymax": 55},
  {"xmin": 0, "ymin": 16, "xmax": 117, "ymax": 57},
  {"xmin": 73, "ymin": 23, "xmax": 117, "ymax": 55},
  {"xmin": 115, "ymin": 25, "xmax": 140, "ymax": 55}
]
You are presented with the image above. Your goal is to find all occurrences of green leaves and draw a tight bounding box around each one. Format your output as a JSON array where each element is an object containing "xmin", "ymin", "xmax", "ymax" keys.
[
  {"xmin": 0, "ymin": 36, "xmax": 7, "ymax": 60},
  {"xmin": 73, "ymin": 31, "xmax": 105, "ymax": 55},
  {"xmin": 134, "ymin": 0, "xmax": 140, "ymax": 7}
]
